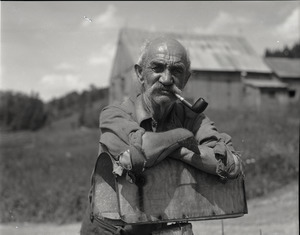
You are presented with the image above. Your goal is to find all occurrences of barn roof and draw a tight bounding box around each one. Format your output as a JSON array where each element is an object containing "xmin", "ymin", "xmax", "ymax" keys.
[
  {"xmin": 116, "ymin": 28, "xmax": 272, "ymax": 74},
  {"xmin": 243, "ymin": 79, "xmax": 288, "ymax": 89},
  {"xmin": 264, "ymin": 58, "xmax": 300, "ymax": 79}
]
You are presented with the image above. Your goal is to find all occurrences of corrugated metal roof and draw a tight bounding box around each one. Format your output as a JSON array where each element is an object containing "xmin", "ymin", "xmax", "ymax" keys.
[
  {"xmin": 243, "ymin": 79, "xmax": 288, "ymax": 88},
  {"xmin": 119, "ymin": 28, "xmax": 272, "ymax": 73},
  {"xmin": 264, "ymin": 58, "xmax": 300, "ymax": 79}
]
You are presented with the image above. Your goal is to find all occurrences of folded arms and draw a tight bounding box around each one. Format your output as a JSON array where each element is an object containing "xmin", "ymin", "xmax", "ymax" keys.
[{"xmin": 99, "ymin": 105, "xmax": 243, "ymax": 182}]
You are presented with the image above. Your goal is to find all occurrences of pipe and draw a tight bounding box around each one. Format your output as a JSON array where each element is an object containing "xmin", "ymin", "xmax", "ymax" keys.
[{"xmin": 174, "ymin": 93, "xmax": 208, "ymax": 113}]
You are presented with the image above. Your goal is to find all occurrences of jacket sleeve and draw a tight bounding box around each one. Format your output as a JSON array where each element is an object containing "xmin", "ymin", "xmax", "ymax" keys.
[
  {"xmin": 180, "ymin": 109, "xmax": 243, "ymax": 180},
  {"xmin": 99, "ymin": 105, "xmax": 199, "ymax": 175},
  {"xmin": 99, "ymin": 105, "xmax": 147, "ymax": 174}
]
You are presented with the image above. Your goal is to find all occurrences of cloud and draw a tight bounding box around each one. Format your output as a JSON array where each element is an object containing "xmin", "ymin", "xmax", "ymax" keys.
[
  {"xmin": 274, "ymin": 7, "xmax": 300, "ymax": 41},
  {"xmin": 81, "ymin": 4, "xmax": 123, "ymax": 28},
  {"xmin": 54, "ymin": 62, "xmax": 76, "ymax": 71},
  {"xmin": 88, "ymin": 42, "xmax": 116, "ymax": 66},
  {"xmin": 149, "ymin": 25, "xmax": 157, "ymax": 32},
  {"xmin": 39, "ymin": 73, "xmax": 89, "ymax": 100},
  {"xmin": 194, "ymin": 11, "xmax": 251, "ymax": 35},
  {"xmin": 88, "ymin": 56, "xmax": 107, "ymax": 65}
]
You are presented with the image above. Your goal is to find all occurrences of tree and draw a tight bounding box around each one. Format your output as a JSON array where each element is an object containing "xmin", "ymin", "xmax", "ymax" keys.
[
  {"xmin": 265, "ymin": 41, "xmax": 300, "ymax": 58},
  {"xmin": 0, "ymin": 91, "xmax": 48, "ymax": 131}
]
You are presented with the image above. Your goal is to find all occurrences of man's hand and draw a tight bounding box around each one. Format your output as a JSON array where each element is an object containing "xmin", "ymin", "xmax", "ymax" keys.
[{"xmin": 170, "ymin": 146, "xmax": 243, "ymax": 179}]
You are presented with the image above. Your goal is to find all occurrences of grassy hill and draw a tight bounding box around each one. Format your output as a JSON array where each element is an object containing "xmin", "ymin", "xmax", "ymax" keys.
[
  {"xmin": 0, "ymin": 128, "xmax": 100, "ymax": 223},
  {"xmin": 45, "ymin": 87, "xmax": 109, "ymax": 129}
]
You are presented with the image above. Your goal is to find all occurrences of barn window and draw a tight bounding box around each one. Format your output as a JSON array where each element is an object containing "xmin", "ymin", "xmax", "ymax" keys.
[
  {"xmin": 288, "ymin": 89, "xmax": 296, "ymax": 98},
  {"xmin": 268, "ymin": 90, "xmax": 275, "ymax": 98}
]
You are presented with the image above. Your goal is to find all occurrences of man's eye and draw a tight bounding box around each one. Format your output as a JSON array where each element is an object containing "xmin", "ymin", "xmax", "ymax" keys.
[
  {"xmin": 172, "ymin": 68, "xmax": 184, "ymax": 75},
  {"xmin": 152, "ymin": 65, "xmax": 164, "ymax": 73}
]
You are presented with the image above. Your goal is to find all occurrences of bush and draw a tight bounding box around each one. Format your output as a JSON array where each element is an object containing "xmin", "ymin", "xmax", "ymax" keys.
[{"xmin": 0, "ymin": 91, "xmax": 48, "ymax": 131}]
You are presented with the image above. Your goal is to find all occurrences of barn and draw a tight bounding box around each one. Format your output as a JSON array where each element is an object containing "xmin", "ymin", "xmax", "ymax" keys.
[
  {"xmin": 109, "ymin": 28, "xmax": 288, "ymax": 110},
  {"xmin": 264, "ymin": 57, "xmax": 300, "ymax": 103}
]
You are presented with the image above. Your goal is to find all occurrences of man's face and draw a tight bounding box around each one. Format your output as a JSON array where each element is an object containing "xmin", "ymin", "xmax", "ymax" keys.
[{"xmin": 137, "ymin": 38, "xmax": 190, "ymax": 106}]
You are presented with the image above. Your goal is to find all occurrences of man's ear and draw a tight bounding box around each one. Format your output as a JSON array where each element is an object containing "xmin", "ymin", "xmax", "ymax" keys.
[{"xmin": 134, "ymin": 64, "xmax": 144, "ymax": 84}]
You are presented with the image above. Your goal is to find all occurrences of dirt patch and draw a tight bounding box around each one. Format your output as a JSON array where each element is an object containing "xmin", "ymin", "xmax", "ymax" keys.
[{"xmin": 0, "ymin": 223, "xmax": 81, "ymax": 235}]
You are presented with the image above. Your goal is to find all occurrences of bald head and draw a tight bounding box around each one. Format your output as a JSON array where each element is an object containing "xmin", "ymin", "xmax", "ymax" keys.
[{"xmin": 137, "ymin": 36, "xmax": 190, "ymax": 71}]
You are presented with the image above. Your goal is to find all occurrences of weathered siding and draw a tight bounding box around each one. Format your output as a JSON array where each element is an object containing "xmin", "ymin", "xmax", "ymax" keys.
[
  {"xmin": 260, "ymin": 88, "xmax": 289, "ymax": 110},
  {"xmin": 184, "ymin": 72, "xmax": 244, "ymax": 110},
  {"xmin": 243, "ymin": 86, "xmax": 261, "ymax": 109},
  {"xmin": 110, "ymin": 68, "xmax": 136, "ymax": 103},
  {"xmin": 242, "ymin": 86, "xmax": 290, "ymax": 112},
  {"xmin": 182, "ymin": 71, "xmax": 283, "ymax": 110}
]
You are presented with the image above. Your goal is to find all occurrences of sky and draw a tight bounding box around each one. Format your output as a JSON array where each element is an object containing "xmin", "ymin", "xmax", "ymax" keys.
[{"xmin": 1, "ymin": 1, "xmax": 299, "ymax": 101}]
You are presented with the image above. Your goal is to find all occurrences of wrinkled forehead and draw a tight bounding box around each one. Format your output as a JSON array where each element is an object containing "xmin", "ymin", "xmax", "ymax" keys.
[{"xmin": 145, "ymin": 37, "xmax": 188, "ymax": 65}]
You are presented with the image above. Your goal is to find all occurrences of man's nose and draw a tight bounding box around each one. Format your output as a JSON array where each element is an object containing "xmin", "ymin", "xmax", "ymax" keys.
[{"xmin": 159, "ymin": 69, "xmax": 174, "ymax": 85}]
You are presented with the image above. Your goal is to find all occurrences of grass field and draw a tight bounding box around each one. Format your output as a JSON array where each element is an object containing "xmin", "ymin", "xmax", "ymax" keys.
[
  {"xmin": 0, "ymin": 127, "xmax": 100, "ymax": 223},
  {"xmin": 0, "ymin": 181, "xmax": 298, "ymax": 235}
]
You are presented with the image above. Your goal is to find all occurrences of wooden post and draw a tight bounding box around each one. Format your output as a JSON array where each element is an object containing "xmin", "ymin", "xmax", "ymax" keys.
[{"xmin": 221, "ymin": 220, "xmax": 224, "ymax": 235}]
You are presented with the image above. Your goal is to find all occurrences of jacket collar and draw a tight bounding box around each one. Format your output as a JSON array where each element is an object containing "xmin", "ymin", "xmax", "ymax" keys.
[{"xmin": 134, "ymin": 94, "xmax": 152, "ymax": 126}]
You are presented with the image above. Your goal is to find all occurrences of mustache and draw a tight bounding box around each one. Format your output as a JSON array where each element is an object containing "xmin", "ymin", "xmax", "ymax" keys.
[{"xmin": 156, "ymin": 83, "xmax": 182, "ymax": 95}]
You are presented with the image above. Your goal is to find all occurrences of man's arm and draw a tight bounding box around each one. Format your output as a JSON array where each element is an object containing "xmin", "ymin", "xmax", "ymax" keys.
[
  {"xmin": 194, "ymin": 115, "xmax": 243, "ymax": 179},
  {"xmin": 99, "ymin": 105, "xmax": 200, "ymax": 175},
  {"xmin": 170, "ymin": 145, "xmax": 243, "ymax": 180},
  {"xmin": 171, "ymin": 107, "xmax": 243, "ymax": 180}
]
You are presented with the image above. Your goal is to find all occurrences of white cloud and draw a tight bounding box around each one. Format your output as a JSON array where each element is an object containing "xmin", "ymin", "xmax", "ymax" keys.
[
  {"xmin": 149, "ymin": 25, "xmax": 157, "ymax": 32},
  {"xmin": 274, "ymin": 7, "xmax": 300, "ymax": 41},
  {"xmin": 39, "ymin": 73, "xmax": 89, "ymax": 101},
  {"xmin": 88, "ymin": 42, "xmax": 116, "ymax": 66},
  {"xmin": 194, "ymin": 11, "xmax": 251, "ymax": 35},
  {"xmin": 88, "ymin": 56, "xmax": 107, "ymax": 65},
  {"xmin": 81, "ymin": 4, "xmax": 123, "ymax": 28},
  {"xmin": 54, "ymin": 62, "xmax": 75, "ymax": 71}
]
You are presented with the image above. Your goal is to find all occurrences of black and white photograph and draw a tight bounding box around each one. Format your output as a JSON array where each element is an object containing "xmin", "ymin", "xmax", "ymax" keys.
[{"xmin": 0, "ymin": 1, "xmax": 299, "ymax": 235}]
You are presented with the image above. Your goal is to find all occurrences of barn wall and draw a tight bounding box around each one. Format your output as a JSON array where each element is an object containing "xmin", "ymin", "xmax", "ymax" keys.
[
  {"xmin": 183, "ymin": 72, "xmax": 243, "ymax": 110},
  {"xmin": 110, "ymin": 68, "xmax": 137, "ymax": 104},
  {"xmin": 242, "ymin": 86, "xmax": 290, "ymax": 112},
  {"xmin": 260, "ymin": 88, "xmax": 289, "ymax": 111},
  {"xmin": 182, "ymin": 71, "xmax": 280, "ymax": 110},
  {"xmin": 243, "ymin": 86, "xmax": 261, "ymax": 110}
]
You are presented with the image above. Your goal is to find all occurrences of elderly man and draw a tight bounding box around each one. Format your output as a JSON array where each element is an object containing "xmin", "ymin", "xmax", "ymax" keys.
[{"xmin": 80, "ymin": 36, "xmax": 243, "ymax": 235}]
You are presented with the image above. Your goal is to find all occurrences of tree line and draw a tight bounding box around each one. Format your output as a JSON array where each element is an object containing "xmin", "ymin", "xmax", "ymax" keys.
[
  {"xmin": 0, "ymin": 85, "xmax": 109, "ymax": 131},
  {"xmin": 265, "ymin": 41, "xmax": 300, "ymax": 58},
  {"xmin": 0, "ymin": 91, "xmax": 47, "ymax": 131}
]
